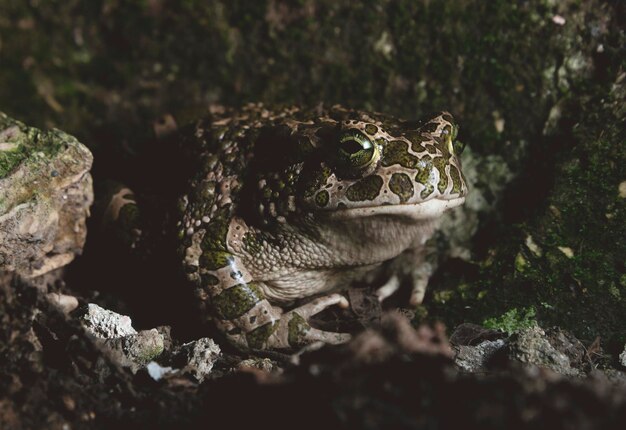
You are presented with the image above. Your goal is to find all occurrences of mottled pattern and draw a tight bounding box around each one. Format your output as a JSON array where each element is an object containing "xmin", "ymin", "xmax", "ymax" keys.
[
  {"xmin": 175, "ymin": 104, "xmax": 468, "ymax": 350},
  {"xmin": 389, "ymin": 173, "xmax": 414, "ymax": 203},
  {"xmin": 346, "ymin": 175, "xmax": 384, "ymax": 201}
]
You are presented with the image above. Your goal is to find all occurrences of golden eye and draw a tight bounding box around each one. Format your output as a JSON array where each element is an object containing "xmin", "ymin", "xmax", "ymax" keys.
[
  {"xmin": 338, "ymin": 132, "xmax": 377, "ymax": 169},
  {"xmin": 443, "ymin": 124, "xmax": 464, "ymax": 155}
]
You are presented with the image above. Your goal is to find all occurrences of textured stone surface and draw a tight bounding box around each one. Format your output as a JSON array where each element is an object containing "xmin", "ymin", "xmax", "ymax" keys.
[
  {"xmin": 81, "ymin": 303, "xmax": 137, "ymax": 339},
  {"xmin": 455, "ymin": 339, "xmax": 507, "ymax": 373},
  {"xmin": 0, "ymin": 113, "xmax": 93, "ymax": 278},
  {"xmin": 175, "ymin": 338, "xmax": 221, "ymax": 382},
  {"xmin": 507, "ymin": 325, "xmax": 579, "ymax": 377},
  {"xmin": 80, "ymin": 303, "xmax": 164, "ymax": 371}
]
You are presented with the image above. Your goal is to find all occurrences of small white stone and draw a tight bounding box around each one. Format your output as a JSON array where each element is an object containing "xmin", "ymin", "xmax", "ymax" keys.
[
  {"xmin": 46, "ymin": 293, "xmax": 79, "ymax": 313},
  {"xmin": 147, "ymin": 361, "xmax": 175, "ymax": 381},
  {"xmin": 552, "ymin": 15, "xmax": 566, "ymax": 25},
  {"xmin": 202, "ymin": 216, "xmax": 211, "ymax": 223},
  {"xmin": 525, "ymin": 235, "xmax": 542, "ymax": 257},
  {"xmin": 618, "ymin": 181, "xmax": 626, "ymax": 198},
  {"xmin": 557, "ymin": 246, "xmax": 574, "ymax": 258}
]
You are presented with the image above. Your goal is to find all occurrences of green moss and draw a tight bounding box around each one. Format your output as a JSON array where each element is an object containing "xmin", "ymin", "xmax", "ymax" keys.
[
  {"xmin": 0, "ymin": 114, "xmax": 65, "ymax": 179},
  {"xmin": 483, "ymin": 307, "xmax": 537, "ymax": 335},
  {"xmin": 428, "ymin": 62, "xmax": 626, "ymax": 346}
]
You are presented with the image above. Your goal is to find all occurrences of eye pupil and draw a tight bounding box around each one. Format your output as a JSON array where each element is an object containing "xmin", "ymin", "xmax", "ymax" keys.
[{"xmin": 340, "ymin": 139, "xmax": 363, "ymax": 154}]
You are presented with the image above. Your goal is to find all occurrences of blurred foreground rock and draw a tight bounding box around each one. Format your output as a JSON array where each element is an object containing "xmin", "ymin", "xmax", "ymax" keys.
[{"xmin": 3, "ymin": 283, "xmax": 626, "ymax": 429}]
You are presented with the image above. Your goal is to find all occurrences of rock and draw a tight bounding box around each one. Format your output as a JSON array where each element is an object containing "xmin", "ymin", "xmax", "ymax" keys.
[
  {"xmin": 104, "ymin": 329, "xmax": 164, "ymax": 368},
  {"xmin": 544, "ymin": 327, "xmax": 587, "ymax": 370},
  {"xmin": 237, "ymin": 358, "xmax": 275, "ymax": 373},
  {"xmin": 507, "ymin": 325, "xmax": 580, "ymax": 376},
  {"xmin": 450, "ymin": 323, "xmax": 507, "ymax": 346},
  {"xmin": 455, "ymin": 339, "xmax": 507, "ymax": 373},
  {"xmin": 80, "ymin": 303, "xmax": 136, "ymax": 338},
  {"xmin": 79, "ymin": 303, "xmax": 164, "ymax": 371},
  {"xmin": 174, "ymin": 338, "xmax": 221, "ymax": 382},
  {"xmin": 620, "ymin": 345, "xmax": 626, "ymax": 368},
  {"xmin": 146, "ymin": 362, "xmax": 175, "ymax": 381},
  {"xmin": 0, "ymin": 113, "xmax": 93, "ymax": 279},
  {"xmin": 45, "ymin": 293, "xmax": 79, "ymax": 314}
]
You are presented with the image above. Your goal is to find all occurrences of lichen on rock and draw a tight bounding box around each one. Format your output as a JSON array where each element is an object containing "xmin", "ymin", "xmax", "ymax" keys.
[{"xmin": 0, "ymin": 113, "xmax": 93, "ymax": 278}]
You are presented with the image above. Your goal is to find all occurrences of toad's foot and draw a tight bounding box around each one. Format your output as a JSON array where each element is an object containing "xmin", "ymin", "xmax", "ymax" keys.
[
  {"xmin": 268, "ymin": 294, "xmax": 351, "ymax": 349},
  {"xmin": 376, "ymin": 265, "xmax": 430, "ymax": 307},
  {"xmin": 408, "ymin": 262, "xmax": 432, "ymax": 306},
  {"xmin": 376, "ymin": 274, "xmax": 401, "ymax": 302}
]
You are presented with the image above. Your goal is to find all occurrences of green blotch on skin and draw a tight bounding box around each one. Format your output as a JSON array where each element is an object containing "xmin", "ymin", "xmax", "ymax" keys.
[
  {"xmin": 420, "ymin": 184, "xmax": 434, "ymax": 199},
  {"xmin": 416, "ymin": 162, "xmax": 435, "ymax": 199},
  {"xmin": 421, "ymin": 122, "xmax": 438, "ymax": 133},
  {"xmin": 389, "ymin": 172, "xmax": 413, "ymax": 203},
  {"xmin": 364, "ymin": 124, "xmax": 378, "ymax": 135},
  {"xmin": 191, "ymin": 180, "xmax": 216, "ymax": 212},
  {"xmin": 201, "ymin": 210, "xmax": 230, "ymax": 251},
  {"xmin": 346, "ymin": 175, "xmax": 383, "ymax": 201},
  {"xmin": 288, "ymin": 312, "xmax": 310, "ymax": 346},
  {"xmin": 432, "ymin": 157, "xmax": 448, "ymax": 193},
  {"xmin": 381, "ymin": 140, "xmax": 418, "ymax": 168},
  {"xmin": 483, "ymin": 307, "xmax": 537, "ymax": 335},
  {"xmin": 449, "ymin": 164, "xmax": 463, "ymax": 194},
  {"xmin": 303, "ymin": 166, "xmax": 332, "ymax": 198},
  {"xmin": 242, "ymin": 231, "xmax": 265, "ymax": 256},
  {"xmin": 407, "ymin": 132, "xmax": 430, "ymax": 153},
  {"xmin": 315, "ymin": 190, "xmax": 329, "ymax": 207},
  {"xmin": 415, "ymin": 160, "xmax": 433, "ymax": 185},
  {"xmin": 441, "ymin": 113, "xmax": 454, "ymax": 123},
  {"xmin": 212, "ymin": 282, "xmax": 264, "ymax": 320},
  {"xmin": 199, "ymin": 250, "xmax": 234, "ymax": 271},
  {"xmin": 201, "ymin": 273, "xmax": 219, "ymax": 286},
  {"xmin": 246, "ymin": 321, "xmax": 278, "ymax": 349}
]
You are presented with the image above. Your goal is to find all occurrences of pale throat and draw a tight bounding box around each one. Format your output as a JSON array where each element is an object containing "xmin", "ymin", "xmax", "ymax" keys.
[{"xmin": 316, "ymin": 213, "xmax": 441, "ymax": 265}]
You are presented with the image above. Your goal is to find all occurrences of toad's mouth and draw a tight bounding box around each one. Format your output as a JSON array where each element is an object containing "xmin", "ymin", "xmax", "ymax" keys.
[{"xmin": 325, "ymin": 196, "xmax": 466, "ymax": 221}]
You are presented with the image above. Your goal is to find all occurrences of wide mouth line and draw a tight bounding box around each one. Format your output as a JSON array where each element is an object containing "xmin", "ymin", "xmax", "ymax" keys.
[{"xmin": 325, "ymin": 197, "xmax": 466, "ymax": 220}]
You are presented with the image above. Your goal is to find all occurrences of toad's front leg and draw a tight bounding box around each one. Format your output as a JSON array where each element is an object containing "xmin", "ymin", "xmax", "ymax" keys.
[{"xmin": 197, "ymin": 250, "xmax": 350, "ymax": 350}]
